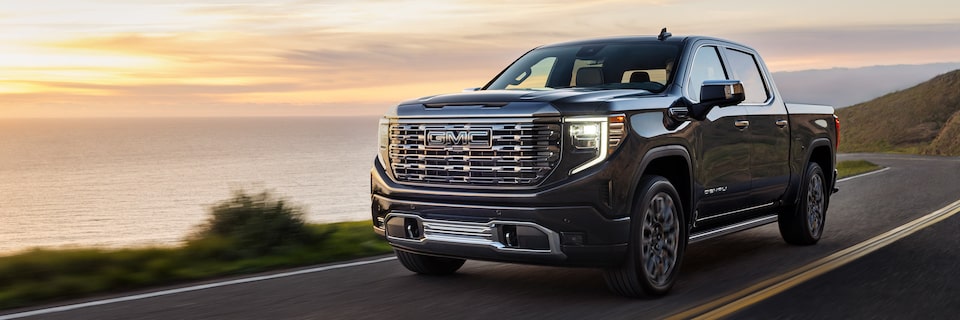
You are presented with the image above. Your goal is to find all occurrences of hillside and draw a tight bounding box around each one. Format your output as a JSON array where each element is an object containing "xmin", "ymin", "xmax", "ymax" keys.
[
  {"xmin": 837, "ymin": 69, "xmax": 960, "ymax": 155},
  {"xmin": 773, "ymin": 62, "xmax": 960, "ymax": 108}
]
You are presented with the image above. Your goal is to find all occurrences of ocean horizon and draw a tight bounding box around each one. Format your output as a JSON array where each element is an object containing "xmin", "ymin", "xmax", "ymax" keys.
[{"xmin": 0, "ymin": 116, "xmax": 380, "ymax": 254}]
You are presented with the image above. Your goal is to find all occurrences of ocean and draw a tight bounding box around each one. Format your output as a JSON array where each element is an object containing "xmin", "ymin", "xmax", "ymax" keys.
[{"xmin": 0, "ymin": 116, "xmax": 379, "ymax": 254}]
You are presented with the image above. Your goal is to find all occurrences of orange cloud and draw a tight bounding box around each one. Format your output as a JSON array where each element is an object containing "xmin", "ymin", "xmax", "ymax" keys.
[{"xmin": 2, "ymin": 0, "xmax": 959, "ymax": 118}]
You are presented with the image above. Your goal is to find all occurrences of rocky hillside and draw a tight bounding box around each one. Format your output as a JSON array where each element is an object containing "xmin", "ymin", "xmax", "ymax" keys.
[{"xmin": 837, "ymin": 70, "xmax": 960, "ymax": 156}]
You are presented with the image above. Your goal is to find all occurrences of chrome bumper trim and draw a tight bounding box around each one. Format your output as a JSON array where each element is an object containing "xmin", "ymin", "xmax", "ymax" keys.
[{"xmin": 384, "ymin": 212, "xmax": 563, "ymax": 256}]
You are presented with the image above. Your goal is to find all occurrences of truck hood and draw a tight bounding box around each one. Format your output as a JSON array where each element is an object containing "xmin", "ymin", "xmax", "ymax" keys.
[
  {"xmin": 403, "ymin": 89, "xmax": 655, "ymax": 106},
  {"xmin": 391, "ymin": 89, "xmax": 662, "ymax": 118}
]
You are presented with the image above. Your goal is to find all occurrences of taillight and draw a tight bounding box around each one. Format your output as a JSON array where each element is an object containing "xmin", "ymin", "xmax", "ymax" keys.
[{"xmin": 834, "ymin": 115, "xmax": 841, "ymax": 150}]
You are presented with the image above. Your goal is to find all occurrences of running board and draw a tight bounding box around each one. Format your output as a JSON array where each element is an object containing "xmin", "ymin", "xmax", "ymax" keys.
[{"xmin": 689, "ymin": 215, "xmax": 778, "ymax": 244}]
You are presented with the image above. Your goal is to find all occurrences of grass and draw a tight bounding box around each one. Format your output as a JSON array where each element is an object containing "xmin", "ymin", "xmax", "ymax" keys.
[
  {"xmin": 836, "ymin": 160, "xmax": 882, "ymax": 179},
  {"xmin": 0, "ymin": 191, "xmax": 391, "ymax": 311},
  {"xmin": 836, "ymin": 69, "xmax": 960, "ymax": 156}
]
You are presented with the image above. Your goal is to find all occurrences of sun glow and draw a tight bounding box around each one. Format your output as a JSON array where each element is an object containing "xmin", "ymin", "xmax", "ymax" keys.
[{"xmin": 1, "ymin": 0, "xmax": 959, "ymax": 118}]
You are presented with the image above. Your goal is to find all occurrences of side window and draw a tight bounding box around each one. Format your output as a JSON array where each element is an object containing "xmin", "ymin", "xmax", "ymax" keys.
[
  {"xmin": 687, "ymin": 46, "xmax": 727, "ymax": 102},
  {"xmin": 506, "ymin": 57, "xmax": 557, "ymax": 89},
  {"xmin": 724, "ymin": 49, "xmax": 770, "ymax": 104}
]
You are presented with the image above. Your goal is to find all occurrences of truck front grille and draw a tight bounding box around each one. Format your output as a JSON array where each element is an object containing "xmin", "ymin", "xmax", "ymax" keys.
[{"xmin": 388, "ymin": 120, "xmax": 561, "ymax": 186}]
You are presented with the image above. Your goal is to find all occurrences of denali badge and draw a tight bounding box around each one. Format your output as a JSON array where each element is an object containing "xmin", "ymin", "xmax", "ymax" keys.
[
  {"xmin": 426, "ymin": 130, "xmax": 492, "ymax": 147},
  {"xmin": 704, "ymin": 186, "xmax": 728, "ymax": 195}
]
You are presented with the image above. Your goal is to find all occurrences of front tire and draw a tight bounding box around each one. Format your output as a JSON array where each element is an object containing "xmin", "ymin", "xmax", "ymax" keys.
[
  {"xmin": 604, "ymin": 175, "xmax": 686, "ymax": 298},
  {"xmin": 779, "ymin": 162, "xmax": 827, "ymax": 245},
  {"xmin": 395, "ymin": 250, "xmax": 465, "ymax": 275}
]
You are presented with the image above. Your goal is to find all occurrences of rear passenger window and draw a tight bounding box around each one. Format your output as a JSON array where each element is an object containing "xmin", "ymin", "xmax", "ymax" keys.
[{"xmin": 724, "ymin": 49, "xmax": 770, "ymax": 104}]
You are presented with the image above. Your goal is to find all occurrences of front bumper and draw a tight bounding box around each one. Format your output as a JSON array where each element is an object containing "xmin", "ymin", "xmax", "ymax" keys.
[{"xmin": 371, "ymin": 161, "xmax": 631, "ymax": 267}]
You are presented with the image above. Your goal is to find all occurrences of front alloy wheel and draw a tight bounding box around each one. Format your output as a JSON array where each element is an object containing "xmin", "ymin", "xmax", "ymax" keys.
[
  {"xmin": 641, "ymin": 192, "xmax": 680, "ymax": 287},
  {"xmin": 605, "ymin": 175, "xmax": 686, "ymax": 298}
]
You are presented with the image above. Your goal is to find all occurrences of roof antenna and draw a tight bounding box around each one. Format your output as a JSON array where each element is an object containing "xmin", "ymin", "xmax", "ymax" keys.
[{"xmin": 658, "ymin": 28, "xmax": 672, "ymax": 41}]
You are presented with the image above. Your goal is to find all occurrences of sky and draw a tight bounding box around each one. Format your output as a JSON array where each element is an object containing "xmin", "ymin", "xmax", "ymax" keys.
[{"xmin": 2, "ymin": 0, "xmax": 959, "ymax": 118}]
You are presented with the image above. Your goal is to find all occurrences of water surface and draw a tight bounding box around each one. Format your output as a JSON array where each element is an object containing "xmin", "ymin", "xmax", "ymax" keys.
[{"xmin": 0, "ymin": 117, "xmax": 378, "ymax": 254}]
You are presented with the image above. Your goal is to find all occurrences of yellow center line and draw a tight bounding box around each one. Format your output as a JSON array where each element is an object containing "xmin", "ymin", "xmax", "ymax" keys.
[{"xmin": 667, "ymin": 198, "xmax": 960, "ymax": 320}]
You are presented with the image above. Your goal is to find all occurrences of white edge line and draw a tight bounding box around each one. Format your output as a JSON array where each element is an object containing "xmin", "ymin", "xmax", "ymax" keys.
[
  {"xmin": 0, "ymin": 256, "xmax": 397, "ymax": 320},
  {"xmin": 837, "ymin": 166, "xmax": 890, "ymax": 183}
]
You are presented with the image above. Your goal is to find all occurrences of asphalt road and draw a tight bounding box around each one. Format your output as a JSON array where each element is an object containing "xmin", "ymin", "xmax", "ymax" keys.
[
  {"xmin": 739, "ymin": 207, "xmax": 960, "ymax": 319},
  {"xmin": 4, "ymin": 154, "xmax": 959, "ymax": 320}
]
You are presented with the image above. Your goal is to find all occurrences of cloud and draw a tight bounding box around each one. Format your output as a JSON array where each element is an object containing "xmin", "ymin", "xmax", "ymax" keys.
[
  {"xmin": 47, "ymin": 29, "xmax": 522, "ymax": 90},
  {"xmin": 3, "ymin": 0, "xmax": 960, "ymax": 117},
  {"xmin": 14, "ymin": 80, "xmax": 304, "ymax": 95}
]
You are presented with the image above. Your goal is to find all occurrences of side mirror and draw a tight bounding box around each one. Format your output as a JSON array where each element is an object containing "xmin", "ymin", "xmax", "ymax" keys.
[
  {"xmin": 687, "ymin": 80, "xmax": 745, "ymax": 120},
  {"xmin": 700, "ymin": 80, "xmax": 745, "ymax": 108},
  {"xmin": 462, "ymin": 87, "xmax": 481, "ymax": 92}
]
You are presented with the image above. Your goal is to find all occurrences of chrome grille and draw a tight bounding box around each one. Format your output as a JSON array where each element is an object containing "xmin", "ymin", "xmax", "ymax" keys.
[{"xmin": 388, "ymin": 120, "xmax": 561, "ymax": 186}]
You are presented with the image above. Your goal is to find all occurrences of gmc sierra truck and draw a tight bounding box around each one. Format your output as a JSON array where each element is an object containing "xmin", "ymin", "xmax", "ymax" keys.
[{"xmin": 370, "ymin": 30, "xmax": 839, "ymax": 297}]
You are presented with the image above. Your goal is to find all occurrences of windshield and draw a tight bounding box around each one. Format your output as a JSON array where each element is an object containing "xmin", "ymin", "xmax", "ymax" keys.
[{"xmin": 485, "ymin": 42, "xmax": 681, "ymax": 93}]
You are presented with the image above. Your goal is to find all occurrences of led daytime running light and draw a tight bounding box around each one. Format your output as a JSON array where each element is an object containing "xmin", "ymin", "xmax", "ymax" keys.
[{"xmin": 568, "ymin": 117, "xmax": 609, "ymax": 175}]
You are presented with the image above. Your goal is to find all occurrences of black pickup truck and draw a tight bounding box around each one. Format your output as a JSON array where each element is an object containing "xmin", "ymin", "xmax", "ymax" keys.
[{"xmin": 371, "ymin": 30, "xmax": 839, "ymax": 297}]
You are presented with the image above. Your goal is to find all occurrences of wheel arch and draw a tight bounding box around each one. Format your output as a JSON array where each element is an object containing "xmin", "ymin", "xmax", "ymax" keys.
[
  {"xmin": 786, "ymin": 138, "xmax": 834, "ymax": 208},
  {"xmin": 629, "ymin": 145, "xmax": 694, "ymax": 228}
]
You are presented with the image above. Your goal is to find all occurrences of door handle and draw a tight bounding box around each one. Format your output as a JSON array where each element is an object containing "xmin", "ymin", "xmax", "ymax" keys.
[
  {"xmin": 734, "ymin": 120, "xmax": 750, "ymax": 129},
  {"xmin": 776, "ymin": 119, "xmax": 788, "ymax": 128}
]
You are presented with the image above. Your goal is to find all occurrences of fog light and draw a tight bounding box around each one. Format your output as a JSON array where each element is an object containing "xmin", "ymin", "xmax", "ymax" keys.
[
  {"xmin": 404, "ymin": 218, "xmax": 421, "ymax": 239},
  {"xmin": 562, "ymin": 232, "xmax": 586, "ymax": 246},
  {"xmin": 502, "ymin": 225, "xmax": 518, "ymax": 247},
  {"xmin": 499, "ymin": 225, "xmax": 550, "ymax": 250},
  {"xmin": 385, "ymin": 216, "xmax": 423, "ymax": 240}
]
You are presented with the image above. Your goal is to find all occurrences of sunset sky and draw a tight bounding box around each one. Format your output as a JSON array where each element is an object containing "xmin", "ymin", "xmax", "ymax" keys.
[{"xmin": 2, "ymin": 0, "xmax": 959, "ymax": 118}]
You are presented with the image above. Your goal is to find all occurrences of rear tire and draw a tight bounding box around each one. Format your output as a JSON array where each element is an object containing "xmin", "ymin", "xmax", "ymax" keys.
[
  {"xmin": 604, "ymin": 175, "xmax": 686, "ymax": 298},
  {"xmin": 395, "ymin": 250, "xmax": 465, "ymax": 275},
  {"xmin": 779, "ymin": 162, "xmax": 827, "ymax": 245}
]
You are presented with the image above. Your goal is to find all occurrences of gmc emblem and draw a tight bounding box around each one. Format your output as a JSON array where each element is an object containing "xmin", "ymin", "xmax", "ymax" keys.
[{"xmin": 426, "ymin": 130, "xmax": 492, "ymax": 147}]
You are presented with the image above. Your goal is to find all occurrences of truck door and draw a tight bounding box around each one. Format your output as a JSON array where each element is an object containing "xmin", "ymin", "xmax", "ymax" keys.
[
  {"xmin": 723, "ymin": 48, "xmax": 791, "ymax": 206},
  {"xmin": 687, "ymin": 45, "xmax": 753, "ymax": 222}
]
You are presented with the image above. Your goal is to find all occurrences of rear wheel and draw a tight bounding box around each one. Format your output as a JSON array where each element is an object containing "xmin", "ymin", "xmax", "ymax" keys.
[
  {"xmin": 395, "ymin": 250, "xmax": 465, "ymax": 275},
  {"xmin": 779, "ymin": 162, "xmax": 827, "ymax": 245},
  {"xmin": 604, "ymin": 175, "xmax": 686, "ymax": 298}
]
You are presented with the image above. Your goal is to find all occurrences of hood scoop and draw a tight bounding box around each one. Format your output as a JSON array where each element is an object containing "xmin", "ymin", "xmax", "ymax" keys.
[
  {"xmin": 397, "ymin": 101, "xmax": 560, "ymax": 119},
  {"xmin": 423, "ymin": 102, "xmax": 509, "ymax": 108}
]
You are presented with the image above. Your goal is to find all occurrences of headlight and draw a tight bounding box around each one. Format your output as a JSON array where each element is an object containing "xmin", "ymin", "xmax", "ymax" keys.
[
  {"xmin": 377, "ymin": 117, "xmax": 390, "ymax": 169},
  {"xmin": 570, "ymin": 122, "xmax": 601, "ymax": 149},
  {"xmin": 566, "ymin": 114, "xmax": 626, "ymax": 175}
]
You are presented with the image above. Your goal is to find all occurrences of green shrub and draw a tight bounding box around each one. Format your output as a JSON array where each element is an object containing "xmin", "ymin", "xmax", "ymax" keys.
[{"xmin": 188, "ymin": 190, "xmax": 321, "ymax": 258}]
